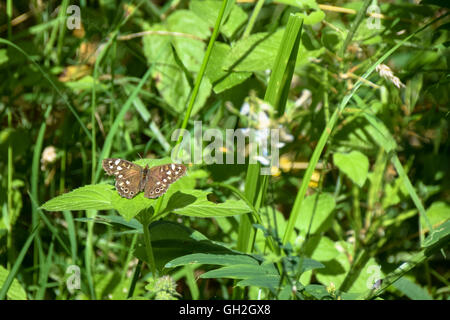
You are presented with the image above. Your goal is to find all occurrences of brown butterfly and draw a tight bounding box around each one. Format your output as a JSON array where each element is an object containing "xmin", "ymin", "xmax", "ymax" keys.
[{"xmin": 102, "ymin": 158, "xmax": 186, "ymax": 199}]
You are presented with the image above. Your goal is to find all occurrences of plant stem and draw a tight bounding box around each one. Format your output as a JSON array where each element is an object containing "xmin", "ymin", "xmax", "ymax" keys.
[
  {"xmin": 142, "ymin": 219, "xmax": 158, "ymax": 279},
  {"xmin": 176, "ymin": 0, "xmax": 229, "ymax": 145}
]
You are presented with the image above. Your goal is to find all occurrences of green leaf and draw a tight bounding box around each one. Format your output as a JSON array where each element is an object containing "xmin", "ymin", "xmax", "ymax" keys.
[
  {"xmin": 141, "ymin": 23, "xmax": 211, "ymax": 115},
  {"xmin": 200, "ymin": 263, "xmax": 278, "ymax": 280},
  {"xmin": 161, "ymin": 190, "xmax": 252, "ymax": 217},
  {"xmin": 166, "ymin": 252, "xmax": 260, "ymax": 268},
  {"xmin": 304, "ymin": 284, "xmax": 332, "ymax": 300},
  {"xmin": 393, "ymin": 277, "xmax": 433, "ymax": 300},
  {"xmin": 40, "ymin": 184, "xmax": 114, "ymax": 211},
  {"xmin": 189, "ymin": 0, "xmax": 232, "ymax": 28},
  {"xmin": 421, "ymin": 201, "xmax": 450, "ymax": 228},
  {"xmin": 333, "ymin": 151, "xmax": 369, "ymax": 187},
  {"xmin": 236, "ymin": 275, "xmax": 281, "ymax": 289},
  {"xmin": 422, "ymin": 219, "xmax": 450, "ymax": 249},
  {"xmin": 205, "ymin": 42, "xmax": 252, "ymax": 93},
  {"xmin": 295, "ymin": 193, "xmax": 336, "ymax": 234},
  {"xmin": 223, "ymin": 29, "xmax": 285, "ymax": 72},
  {"xmin": 167, "ymin": 10, "xmax": 211, "ymax": 40},
  {"xmin": 135, "ymin": 221, "xmax": 240, "ymax": 270},
  {"xmin": 0, "ymin": 48, "xmax": 8, "ymax": 65},
  {"xmin": 304, "ymin": 235, "xmax": 340, "ymax": 261},
  {"xmin": 221, "ymin": 4, "xmax": 248, "ymax": 38},
  {"xmin": 0, "ymin": 266, "xmax": 27, "ymax": 300}
]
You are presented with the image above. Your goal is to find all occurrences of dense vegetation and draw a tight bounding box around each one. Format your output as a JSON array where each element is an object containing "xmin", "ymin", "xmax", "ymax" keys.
[{"xmin": 0, "ymin": 0, "xmax": 448, "ymax": 300}]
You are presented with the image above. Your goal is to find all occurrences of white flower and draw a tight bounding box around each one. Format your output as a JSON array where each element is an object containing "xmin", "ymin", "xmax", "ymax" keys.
[
  {"xmin": 240, "ymin": 102, "xmax": 250, "ymax": 115},
  {"xmin": 376, "ymin": 64, "xmax": 405, "ymax": 89},
  {"xmin": 257, "ymin": 111, "xmax": 271, "ymax": 129},
  {"xmin": 41, "ymin": 146, "xmax": 57, "ymax": 170}
]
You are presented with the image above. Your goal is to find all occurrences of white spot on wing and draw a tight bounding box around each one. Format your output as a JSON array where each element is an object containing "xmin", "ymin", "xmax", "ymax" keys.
[{"xmin": 115, "ymin": 159, "xmax": 120, "ymax": 165}]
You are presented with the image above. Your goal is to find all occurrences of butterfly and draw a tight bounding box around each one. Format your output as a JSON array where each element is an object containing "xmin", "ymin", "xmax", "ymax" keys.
[{"xmin": 102, "ymin": 158, "xmax": 186, "ymax": 199}]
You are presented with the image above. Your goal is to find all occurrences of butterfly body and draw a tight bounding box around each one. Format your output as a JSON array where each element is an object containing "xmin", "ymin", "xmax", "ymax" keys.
[{"xmin": 102, "ymin": 158, "xmax": 186, "ymax": 199}]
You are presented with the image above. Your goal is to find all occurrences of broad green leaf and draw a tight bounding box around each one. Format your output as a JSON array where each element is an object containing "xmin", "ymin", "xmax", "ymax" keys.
[
  {"xmin": 223, "ymin": 29, "xmax": 285, "ymax": 72},
  {"xmin": 304, "ymin": 284, "xmax": 332, "ymax": 300},
  {"xmin": 221, "ymin": 4, "xmax": 248, "ymax": 38},
  {"xmin": 111, "ymin": 191, "xmax": 157, "ymax": 222},
  {"xmin": 205, "ymin": 42, "xmax": 251, "ymax": 93},
  {"xmin": 200, "ymin": 263, "xmax": 278, "ymax": 280},
  {"xmin": 393, "ymin": 277, "xmax": 432, "ymax": 300},
  {"xmin": 333, "ymin": 151, "xmax": 369, "ymax": 187},
  {"xmin": 189, "ymin": 0, "xmax": 233, "ymax": 28},
  {"xmin": 237, "ymin": 276, "xmax": 281, "ymax": 289},
  {"xmin": 0, "ymin": 265, "xmax": 27, "ymax": 300},
  {"xmin": 141, "ymin": 23, "xmax": 211, "ymax": 115},
  {"xmin": 166, "ymin": 252, "xmax": 259, "ymax": 268},
  {"xmin": 161, "ymin": 190, "xmax": 252, "ymax": 217},
  {"xmin": 167, "ymin": 10, "xmax": 208, "ymax": 72},
  {"xmin": 304, "ymin": 235, "xmax": 340, "ymax": 261},
  {"xmin": 40, "ymin": 184, "xmax": 114, "ymax": 211},
  {"xmin": 421, "ymin": 201, "xmax": 450, "ymax": 228},
  {"xmin": 295, "ymin": 193, "xmax": 336, "ymax": 234},
  {"xmin": 315, "ymin": 241, "xmax": 384, "ymax": 294},
  {"xmin": 167, "ymin": 10, "xmax": 211, "ymax": 40}
]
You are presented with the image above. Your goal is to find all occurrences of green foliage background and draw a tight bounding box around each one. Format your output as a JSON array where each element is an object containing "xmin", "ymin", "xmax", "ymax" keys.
[{"xmin": 0, "ymin": 0, "xmax": 448, "ymax": 300}]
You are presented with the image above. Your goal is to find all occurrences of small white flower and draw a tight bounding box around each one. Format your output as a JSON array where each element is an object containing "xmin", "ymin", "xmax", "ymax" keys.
[
  {"xmin": 254, "ymin": 155, "xmax": 270, "ymax": 166},
  {"xmin": 257, "ymin": 111, "xmax": 271, "ymax": 129},
  {"xmin": 240, "ymin": 102, "xmax": 250, "ymax": 115},
  {"xmin": 41, "ymin": 146, "xmax": 57, "ymax": 170}
]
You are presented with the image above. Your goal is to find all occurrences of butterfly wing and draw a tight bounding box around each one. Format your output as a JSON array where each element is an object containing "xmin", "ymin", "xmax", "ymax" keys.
[
  {"xmin": 102, "ymin": 158, "xmax": 143, "ymax": 199},
  {"xmin": 144, "ymin": 163, "xmax": 187, "ymax": 199}
]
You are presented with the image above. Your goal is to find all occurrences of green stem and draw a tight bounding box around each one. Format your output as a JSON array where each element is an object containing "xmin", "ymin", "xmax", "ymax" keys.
[
  {"xmin": 176, "ymin": 0, "xmax": 229, "ymax": 144},
  {"xmin": 7, "ymin": 109, "xmax": 13, "ymax": 268},
  {"xmin": 339, "ymin": 0, "xmax": 372, "ymax": 59},
  {"xmin": 127, "ymin": 259, "xmax": 143, "ymax": 299},
  {"xmin": 243, "ymin": 0, "xmax": 265, "ymax": 38},
  {"xmin": 142, "ymin": 219, "xmax": 158, "ymax": 279}
]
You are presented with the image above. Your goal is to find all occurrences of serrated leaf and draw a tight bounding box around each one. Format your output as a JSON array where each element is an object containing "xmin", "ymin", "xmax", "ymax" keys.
[
  {"xmin": 333, "ymin": 151, "xmax": 369, "ymax": 187},
  {"xmin": 161, "ymin": 190, "xmax": 252, "ymax": 217},
  {"xmin": 40, "ymin": 184, "xmax": 114, "ymax": 211}
]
